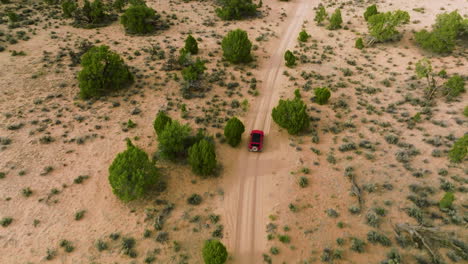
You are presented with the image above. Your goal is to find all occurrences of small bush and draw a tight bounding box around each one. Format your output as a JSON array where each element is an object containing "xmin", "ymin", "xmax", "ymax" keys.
[
  {"xmin": 96, "ymin": 240, "xmax": 108, "ymax": 251},
  {"xmin": 314, "ymin": 87, "xmax": 331, "ymax": 105},
  {"xmin": 350, "ymin": 238, "xmax": 366, "ymax": 253},
  {"xmin": 284, "ymin": 50, "xmax": 296, "ymax": 67},
  {"xmin": 442, "ymin": 75, "xmax": 465, "ymax": 100},
  {"xmin": 187, "ymin": 193, "xmax": 203, "ymax": 205},
  {"xmin": 224, "ymin": 117, "xmax": 245, "ymax": 147},
  {"xmin": 187, "ymin": 139, "xmax": 217, "ymax": 176},
  {"xmin": 278, "ymin": 235, "xmax": 290, "ymax": 243},
  {"xmin": 449, "ymin": 134, "xmax": 467, "ymax": 163},
  {"xmin": 202, "ymin": 240, "xmax": 228, "ymax": 264},
  {"xmin": 1, "ymin": 217, "xmax": 13, "ymax": 227},
  {"xmin": 439, "ymin": 192, "xmax": 454, "ymax": 209},
  {"xmin": 153, "ymin": 111, "xmax": 172, "ymax": 136},
  {"xmin": 222, "ymin": 29, "xmax": 252, "ymax": 63},
  {"xmin": 108, "ymin": 139, "xmax": 159, "ymax": 201},
  {"xmin": 464, "ymin": 105, "xmax": 468, "ymax": 117},
  {"xmin": 74, "ymin": 210, "xmax": 86, "ymax": 220},
  {"xmin": 78, "ymin": 45, "xmax": 133, "ymax": 99},
  {"xmin": 271, "ymin": 96, "xmax": 309, "ymax": 135},
  {"xmin": 298, "ymin": 29, "xmax": 310, "ymax": 42},
  {"xmin": 121, "ymin": 4, "xmax": 161, "ymax": 34},
  {"xmin": 355, "ymin": 38, "xmax": 364, "ymax": 49},
  {"xmin": 367, "ymin": 231, "xmax": 391, "ymax": 246},
  {"xmin": 363, "ymin": 4, "xmax": 378, "ymax": 21},
  {"xmin": 184, "ymin": 34, "xmax": 198, "ymax": 54},
  {"xmin": 328, "ymin": 9, "xmax": 342, "ymax": 30},
  {"xmin": 298, "ymin": 177, "xmax": 308, "ymax": 188}
]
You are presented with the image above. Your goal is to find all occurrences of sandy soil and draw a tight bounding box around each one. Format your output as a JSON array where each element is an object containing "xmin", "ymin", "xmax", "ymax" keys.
[{"xmin": 0, "ymin": 0, "xmax": 467, "ymax": 263}]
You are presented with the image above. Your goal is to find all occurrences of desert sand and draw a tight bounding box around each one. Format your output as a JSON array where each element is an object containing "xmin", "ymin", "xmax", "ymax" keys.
[{"xmin": 1, "ymin": 0, "xmax": 467, "ymax": 263}]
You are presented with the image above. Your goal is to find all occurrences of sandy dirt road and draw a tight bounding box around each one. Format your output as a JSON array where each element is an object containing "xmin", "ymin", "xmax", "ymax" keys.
[{"xmin": 223, "ymin": 0, "xmax": 313, "ymax": 263}]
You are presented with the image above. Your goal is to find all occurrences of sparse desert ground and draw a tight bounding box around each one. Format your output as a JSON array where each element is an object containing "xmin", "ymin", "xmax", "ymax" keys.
[{"xmin": 0, "ymin": 0, "xmax": 467, "ymax": 263}]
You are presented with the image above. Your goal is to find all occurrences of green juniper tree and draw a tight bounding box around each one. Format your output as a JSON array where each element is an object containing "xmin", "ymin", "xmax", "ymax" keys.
[
  {"xmin": 153, "ymin": 111, "xmax": 172, "ymax": 136},
  {"xmin": 78, "ymin": 45, "xmax": 133, "ymax": 99},
  {"xmin": 314, "ymin": 87, "xmax": 331, "ymax": 105},
  {"xmin": 221, "ymin": 29, "xmax": 252, "ymax": 63},
  {"xmin": 188, "ymin": 139, "xmax": 217, "ymax": 176},
  {"xmin": 284, "ymin": 50, "xmax": 296, "ymax": 67},
  {"xmin": 121, "ymin": 4, "xmax": 159, "ymax": 34},
  {"xmin": 184, "ymin": 34, "xmax": 198, "ymax": 54},
  {"xmin": 216, "ymin": 0, "xmax": 258, "ymax": 20},
  {"xmin": 108, "ymin": 139, "xmax": 159, "ymax": 202},
  {"xmin": 298, "ymin": 29, "xmax": 310, "ymax": 42},
  {"xmin": 272, "ymin": 95, "xmax": 309, "ymax": 135},
  {"xmin": 328, "ymin": 8, "xmax": 342, "ymax": 30},
  {"xmin": 314, "ymin": 5, "xmax": 327, "ymax": 25},
  {"xmin": 157, "ymin": 121, "xmax": 192, "ymax": 160},
  {"xmin": 202, "ymin": 240, "xmax": 228, "ymax": 264},
  {"xmin": 224, "ymin": 117, "xmax": 245, "ymax": 147}
]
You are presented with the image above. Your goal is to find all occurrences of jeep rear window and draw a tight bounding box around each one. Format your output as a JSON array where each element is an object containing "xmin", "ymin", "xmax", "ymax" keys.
[{"xmin": 252, "ymin": 133, "xmax": 261, "ymax": 143}]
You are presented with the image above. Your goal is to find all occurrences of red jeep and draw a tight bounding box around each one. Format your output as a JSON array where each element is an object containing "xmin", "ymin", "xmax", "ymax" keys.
[{"xmin": 248, "ymin": 130, "xmax": 264, "ymax": 152}]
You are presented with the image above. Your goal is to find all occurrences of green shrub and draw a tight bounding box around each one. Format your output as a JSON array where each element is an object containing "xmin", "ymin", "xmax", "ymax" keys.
[
  {"xmin": 202, "ymin": 240, "xmax": 228, "ymax": 264},
  {"xmin": 350, "ymin": 238, "xmax": 366, "ymax": 253},
  {"xmin": 439, "ymin": 192, "xmax": 454, "ymax": 209},
  {"xmin": 224, "ymin": 117, "xmax": 245, "ymax": 147},
  {"xmin": 0, "ymin": 217, "xmax": 13, "ymax": 227},
  {"xmin": 328, "ymin": 8, "xmax": 342, "ymax": 30},
  {"xmin": 108, "ymin": 139, "xmax": 159, "ymax": 202},
  {"xmin": 187, "ymin": 193, "xmax": 202, "ymax": 205},
  {"xmin": 415, "ymin": 11, "xmax": 464, "ymax": 54},
  {"xmin": 157, "ymin": 120, "xmax": 192, "ymax": 160},
  {"xmin": 284, "ymin": 50, "xmax": 296, "ymax": 67},
  {"xmin": 464, "ymin": 105, "xmax": 468, "ymax": 117},
  {"xmin": 367, "ymin": 10, "xmax": 410, "ymax": 42},
  {"xmin": 121, "ymin": 4, "xmax": 165, "ymax": 34},
  {"xmin": 355, "ymin": 38, "xmax": 364, "ymax": 49},
  {"xmin": 113, "ymin": 0, "xmax": 127, "ymax": 12},
  {"xmin": 448, "ymin": 134, "xmax": 467, "ymax": 163},
  {"xmin": 188, "ymin": 139, "xmax": 217, "ymax": 176},
  {"xmin": 62, "ymin": 0, "xmax": 78, "ymax": 18},
  {"xmin": 216, "ymin": 0, "xmax": 257, "ymax": 20},
  {"xmin": 182, "ymin": 58, "xmax": 206, "ymax": 82},
  {"xmin": 298, "ymin": 29, "xmax": 310, "ymax": 42},
  {"xmin": 78, "ymin": 45, "xmax": 133, "ymax": 99},
  {"xmin": 153, "ymin": 111, "xmax": 172, "ymax": 136},
  {"xmin": 363, "ymin": 4, "xmax": 378, "ymax": 21},
  {"xmin": 314, "ymin": 5, "xmax": 327, "ymax": 25},
  {"xmin": 314, "ymin": 87, "xmax": 331, "ymax": 105},
  {"xmin": 184, "ymin": 34, "xmax": 198, "ymax": 54},
  {"xmin": 272, "ymin": 96, "xmax": 309, "ymax": 135},
  {"xmin": 442, "ymin": 75, "xmax": 465, "ymax": 100},
  {"xmin": 221, "ymin": 29, "xmax": 252, "ymax": 63}
]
